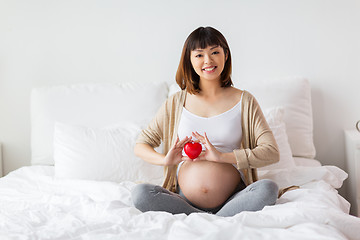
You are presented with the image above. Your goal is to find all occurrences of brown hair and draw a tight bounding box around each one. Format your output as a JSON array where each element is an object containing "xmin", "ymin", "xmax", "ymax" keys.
[{"xmin": 175, "ymin": 26, "xmax": 233, "ymax": 94}]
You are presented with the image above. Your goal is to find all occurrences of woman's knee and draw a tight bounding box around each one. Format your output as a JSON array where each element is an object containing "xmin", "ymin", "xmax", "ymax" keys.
[
  {"xmin": 131, "ymin": 183, "xmax": 158, "ymax": 210},
  {"xmin": 255, "ymin": 179, "xmax": 279, "ymax": 205}
]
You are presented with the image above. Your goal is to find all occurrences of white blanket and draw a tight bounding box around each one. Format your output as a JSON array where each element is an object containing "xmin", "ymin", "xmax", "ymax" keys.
[{"xmin": 0, "ymin": 166, "xmax": 359, "ymax": 240}]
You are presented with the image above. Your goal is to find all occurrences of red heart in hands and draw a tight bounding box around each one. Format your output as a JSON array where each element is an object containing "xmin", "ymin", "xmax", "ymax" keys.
[{"xmin": 184, "ymin": 141, "xmax": 202, "ymax": 159}]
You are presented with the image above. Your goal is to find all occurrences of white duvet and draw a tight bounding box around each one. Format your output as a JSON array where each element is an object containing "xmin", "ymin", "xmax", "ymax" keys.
[{"xmin": 0, "ymin": 166, "xmax": 359, "ymax": 240}]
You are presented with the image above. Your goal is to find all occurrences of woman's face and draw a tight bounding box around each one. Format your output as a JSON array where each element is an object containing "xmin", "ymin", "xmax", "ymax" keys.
[{"xmin": 190, "ymin": 45, "xmax": 227, "ymax": 83}]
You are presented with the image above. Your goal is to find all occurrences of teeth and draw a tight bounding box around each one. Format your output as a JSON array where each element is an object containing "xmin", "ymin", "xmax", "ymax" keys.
[{"xmin": 204, "ymin": 67, "xmax": 215, "ymax": 71}]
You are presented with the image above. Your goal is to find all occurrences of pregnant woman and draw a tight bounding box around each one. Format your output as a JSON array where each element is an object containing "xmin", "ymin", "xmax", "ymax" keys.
[{"xmin": 131, "ymin": 26, "xmax": 280, "ymax": 217}]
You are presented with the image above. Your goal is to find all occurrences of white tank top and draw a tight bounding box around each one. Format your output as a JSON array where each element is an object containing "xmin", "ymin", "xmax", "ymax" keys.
[{"xmin": 178, "ymin": 94, "xmax": 243, "ymax": 154}]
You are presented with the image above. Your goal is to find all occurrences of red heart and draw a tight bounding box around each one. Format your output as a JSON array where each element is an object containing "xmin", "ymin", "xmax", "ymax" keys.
[{"xmin": 184, "ymin": 142, "xmax": 202, "ymax": 159}]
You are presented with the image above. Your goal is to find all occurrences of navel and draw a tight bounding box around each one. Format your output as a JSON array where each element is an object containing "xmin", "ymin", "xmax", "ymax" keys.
[{"xmin": 201, "ymin": 187, "xmax": 209, "ymax": 194}]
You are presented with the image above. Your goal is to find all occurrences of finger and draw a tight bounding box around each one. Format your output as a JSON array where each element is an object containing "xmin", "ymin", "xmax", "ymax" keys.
[
  {"xmin": 192, "ymin": 131, "xmax": 204, "ymax": 142},
  {"xmin": 180, "ymin": 136, "xmax": 192, "ymax": 148},
  {"xmin": 204, "ymin": 132, "xmax": 210, "ymax": 143},
  {"xmin": 177, "ymin": 136, "xmax": 189, "ymax": 147},
  {"xmin": 171, "ymin": 136, "xmax": 180, "ymax": 149},
  {"xmin": 203, "ymin": 132, "xmax": 212, "ymax": 147},
  {"xmin": 192, "ymin": 136, "xmax": 201, "ymax": 143},
  {"xmin": 193, "ymin": 154, "xmax": 205, "ymax": 161},
  {"xmin": 196, "ymin": 131, "xmax": 204, "ymax": 137},
  {"xmin": 183, "ymin": 135, "xmax": 193, "ymax": 145},
  {"xmin": 192, "ymin": 131, "xmax": 202, "ymax": 138},
  {"xmin": 181, "ymin": 156, "xmax": 193, "ymax": 161}
]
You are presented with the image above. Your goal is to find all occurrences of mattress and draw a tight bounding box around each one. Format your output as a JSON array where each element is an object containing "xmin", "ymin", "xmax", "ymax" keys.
[{"xmin": 0, "ymin": 165, "xmax": 359, "ymax": 240}]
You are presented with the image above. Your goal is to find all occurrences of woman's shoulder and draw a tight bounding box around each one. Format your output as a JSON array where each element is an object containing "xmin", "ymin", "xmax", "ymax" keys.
[
  {"xmin": 161, "ymin": 89, "xmax": 187, "ymax": 111},
  {"xmin": 239, "ymin": 89, "xmax": 261, "ymax": 109},
  {"xmin": 225, "ymin": 87, "xmax": 244, "ymax": 102},
  {"xmin": 234, "ymin": 88, "xmax": 255, "ymax": 100},
  {"xmin": 229, "ymin": 88, "xmax": 258, "ymax": 107},
  {"xmin": 230, "ymin": 87, "xmax": 243, "ymax": 95},
  {"xmin": 167, "ymin": 89, "xmax": 187, "ymax": 103}
]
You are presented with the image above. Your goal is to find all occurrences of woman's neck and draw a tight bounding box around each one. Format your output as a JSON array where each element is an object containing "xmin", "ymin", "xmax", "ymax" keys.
[{"xmin": 198, "ymin": 80, "xmax": 223, "ymax": 98}]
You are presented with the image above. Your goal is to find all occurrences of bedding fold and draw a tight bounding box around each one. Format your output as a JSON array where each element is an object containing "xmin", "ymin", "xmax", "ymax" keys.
[{"xmin": 0, "ymin": 165, "xmax": 358, "ymax": 240}]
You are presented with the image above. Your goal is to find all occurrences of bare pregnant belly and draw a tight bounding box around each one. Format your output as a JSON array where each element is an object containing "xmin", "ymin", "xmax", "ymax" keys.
[{"xmin": 178, "ymin": 160, "xmax": 241, "ymax": 209}]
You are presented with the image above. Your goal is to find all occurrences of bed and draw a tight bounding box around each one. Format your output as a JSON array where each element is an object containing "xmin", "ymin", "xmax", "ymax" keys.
[{"xmin": 0, "ymin": 78, "xmax": 359, "ymax": 240}]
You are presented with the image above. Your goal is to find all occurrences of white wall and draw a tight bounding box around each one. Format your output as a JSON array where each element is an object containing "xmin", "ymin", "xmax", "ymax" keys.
[{"xmin": 0, "ymin": 0, "xmax": 359, "ymax": 195}]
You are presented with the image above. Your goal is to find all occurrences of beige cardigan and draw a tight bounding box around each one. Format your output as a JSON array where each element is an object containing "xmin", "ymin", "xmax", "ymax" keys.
[{"xmin": 136, "ymin": 90, "xmax": 280, "ymax": 192}]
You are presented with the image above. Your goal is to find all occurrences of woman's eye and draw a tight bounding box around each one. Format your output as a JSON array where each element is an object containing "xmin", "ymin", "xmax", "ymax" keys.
[
  {"xmin": 212, "ymin": 51, "xmax": 219, "ymax": 55},
  {"xmin": 195, "ymin": 54, "xmax": 203, "ymax": 58}
]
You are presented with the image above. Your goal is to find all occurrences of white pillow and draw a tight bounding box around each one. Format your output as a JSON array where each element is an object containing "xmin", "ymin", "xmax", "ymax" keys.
[
  {"xmin": 240, "ymin": 77, "xmax": 315, "ymax": 158},
  {"xmin": 53, "ymin": 122, "xmax": 164, "ymax": 184},
  {"xmin": 31, "ymin": 81, "xmax": 169, "ymax": 165},
  {"xmin": 259, "ymin": 107, "xmax": 296, "ymax": 170}
]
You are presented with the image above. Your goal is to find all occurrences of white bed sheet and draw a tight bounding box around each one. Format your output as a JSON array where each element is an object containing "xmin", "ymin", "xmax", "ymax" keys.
[
  {"xmin": 294, "ymin": 157, "xmax": 322, "ymax": 167},
  {"xmin": 0, "ymin": 166, "xmax": 359, "ymax": 240}
]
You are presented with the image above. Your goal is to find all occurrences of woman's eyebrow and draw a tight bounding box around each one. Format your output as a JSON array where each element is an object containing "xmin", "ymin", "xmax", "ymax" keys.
[{"xmin": 194, "ymin": 45, "xmax": 219, "ymax": 52}]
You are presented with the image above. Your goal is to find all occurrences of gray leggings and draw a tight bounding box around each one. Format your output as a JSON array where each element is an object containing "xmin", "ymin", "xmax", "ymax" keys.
[{"xmin": 131, "ymin": 179, "xmax": 278, "ymax": 217}]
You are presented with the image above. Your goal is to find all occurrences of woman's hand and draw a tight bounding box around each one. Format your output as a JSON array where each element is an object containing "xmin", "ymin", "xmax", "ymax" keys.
[
  {"xmin": 182, "ymin": 131, "xmax": 222, "ymax": 162},
  {"xmin": 164, "ymin": 136, "xmax": 192, "ymax": 166}
]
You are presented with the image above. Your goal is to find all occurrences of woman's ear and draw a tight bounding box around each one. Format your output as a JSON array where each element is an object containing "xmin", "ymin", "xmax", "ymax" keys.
[{"xmin": 224, "ymin": 49, "xmax": 228, "ymax": 61}]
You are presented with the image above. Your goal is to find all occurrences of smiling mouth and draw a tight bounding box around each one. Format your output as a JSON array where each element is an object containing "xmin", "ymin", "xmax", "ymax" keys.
[{"xmin": 202, "ymin": 66, "xmax": 217, "ymax": 72}]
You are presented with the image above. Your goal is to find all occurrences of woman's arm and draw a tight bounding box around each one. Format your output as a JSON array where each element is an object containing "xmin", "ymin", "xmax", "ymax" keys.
[
  {"xmin": 218, "ymin": 152, "xmax": 237, "ymax": 164},
  {"xmin": 234, "ymin": 92, "xmax": 279, "ymax": 169},
  {"xmin": 134, "ymin": 136, "xmax": 192, "ymax": 166},
  {"xmin": 134, "ymin": 143, "xmax": 166, "ymax": 166}
]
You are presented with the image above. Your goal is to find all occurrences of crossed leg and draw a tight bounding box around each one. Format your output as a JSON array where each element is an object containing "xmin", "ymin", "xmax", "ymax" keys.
[
  {"xmin": 131, "ymin": 179, "xmax": 278, "ymax": 217},
  {"xmin": 131, "ymin": 183, "xmax": 203, "ymax": 215},
  {"xmin": 215, "ymin": 179, "xmax": 278, "ymax": 217}
]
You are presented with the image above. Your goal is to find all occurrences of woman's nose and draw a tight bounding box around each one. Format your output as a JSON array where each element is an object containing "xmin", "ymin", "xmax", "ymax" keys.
[{"xmin": 204, "ymin": 54, "xmax": 213, "ymax": 64}]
